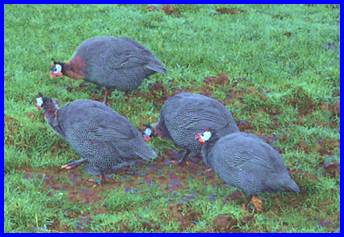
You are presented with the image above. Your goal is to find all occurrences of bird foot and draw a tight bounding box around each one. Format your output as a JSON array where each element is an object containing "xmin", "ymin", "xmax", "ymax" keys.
[
  {"xmin": 175, "ymin": 150, "xmax": 190, "ymax": 165},
  {"xmin": 61, "ymin": 159, "xmax": 87, "ymax": 170},
  {"xmin": 176, "ymin": 157, "xmax": 186, "ymax": 165},
  {"xmin": 170, "ymin": 157, "xmax": 186, "ymax": 165},
  {"xmin": 245, "ymin": 196, "xmax": 263, "ymax": 212},
  {"xmin": 87, "ymin": 178, "xmax": 103, "ymax": 186},
  {"xmin": 87, "ymin": 175, "xmax": 106, "ymax": 185},
  {"xmin": 87, "ymin": 178, "xmax": 100, "ymax": 184},
  {"xmin": 103, "ymin": 98, "xmax": 109, "ymax": 106},
  {"xmin": 61, "ymin": 163, "xmax": 79, "ymax": 170}
]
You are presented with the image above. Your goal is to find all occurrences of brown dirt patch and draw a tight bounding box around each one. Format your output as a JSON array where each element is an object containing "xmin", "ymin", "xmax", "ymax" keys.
[
  {"xmin": 320, "ymin": 100, "xmax": 340, "ymax": 128},
  {"xmin": 21, "ymin": 167, "xmax": 106, "ymax": 204},
  {"xmin": 161, "ymin": 5, "xmax": 181, "ymax": 16},
  {"xmin": 211, "ymin": 214, "xmax": 255, "ymax": 232},
  {"xmin": 203, "ymin": 72, "xmax": 229, "ymax": 86},
  {"xmin": 48, "ymin": 219, "xmax": 70, "ymax": 233},
  {"xmin": 320, "ymin": 159, "xmax": 340, "ymax": 178},
  {"xmin": 213, "ymin": 214, "xmax": 239, "ymax": 232},
  {"xmin": 201, "ymin": 72, "xmax": 230, "ymax": 96},
  {"xmin": 19, "ymin": 146, "xmax": 220, "ymax": 207},
  {"xmin": 141, "ymin": 220, "xmax": 161, "ymax": 232},
  {"xmin": 146, "ymin": 5, "xmax": 158, "ymax": 12},
  {"xmin": 316, "ymin": 138, "xmax": 339, "ymax": 156},
  {"xmin": 284, "ymin": 87, "xmax": 317, "ymax": 115},
  {"xmin": 165, "ymin": 203, "xmax": 202, "ymax": 231},
  {"xmin": 216, "ymin": 8, "xmax": 243, "ymax": 15},
  {"xmin": 237, "ymin": 119, "xmax": 254, "ymax": 131},
  {"xmin": 148, "ymin": 82, "xmax": 169, "ymax": 105}
]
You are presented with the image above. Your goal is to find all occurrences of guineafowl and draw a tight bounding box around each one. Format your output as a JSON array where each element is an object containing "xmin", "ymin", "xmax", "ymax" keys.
[
  {"xmin": 35, "ymin": 94, "xmax": 157, "ymax": 184},
  {"xmin": 195, "ymin": 130, "xmax": 300, "ymax": 210},
  {"xmin": 143, "ymin": 92, "xmax": 239, "ymax": 164},
  {"xmin": 50, "ymin": 36, "xmax": 166, "ymax": 104}
]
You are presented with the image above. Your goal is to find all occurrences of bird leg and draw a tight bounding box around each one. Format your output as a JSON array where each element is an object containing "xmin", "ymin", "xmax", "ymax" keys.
[
  {"xmin": 244, "ymin": 195, "xmax": 263, "ymax": 212},
  {"xmin": 61, "ymin": 159, "xmax": 87, "ymax": 170},
  {"xmin": 87, "ymin": 162, "xmax": 138, "ymax": 186},
  {"xmin": 177, "ymin": 150, "xmax": 190, "ymax": 165},
  {"xmin": 103, "ymin": 88, "xmax": 111, "ymax": 105},
  {"xmin": 100, "ymin": 173, "xmax": 106, "ymax": 184},
  {"xmin": 111, "ymin": 161, "xmax": 137, "ymax": 172},
  {"xmin": 87, "ymin": 173, "xmax": 107, "ymax": 185}
]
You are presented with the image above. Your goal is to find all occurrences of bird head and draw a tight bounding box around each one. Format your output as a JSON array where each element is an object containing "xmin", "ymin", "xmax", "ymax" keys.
[
  {"xmin": 50, "ymin": 59, "xmax": 64, "ymax": 78},
  {"xmin": 142, "ymin": 124, "xmax": 155, "ymax": 142},
  {"xmin": 35, "ymin": 93, "xmax": 60, "ymax": 115},
  {"xmin": 195, "ymin": 128, "xmax": 213, "ymax": 145}
]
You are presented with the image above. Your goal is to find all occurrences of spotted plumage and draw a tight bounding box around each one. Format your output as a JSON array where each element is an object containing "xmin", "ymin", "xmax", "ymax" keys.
[
  {"xmin": 37, "ymin": 97, "xmax": 157, "ymax": 181},
  {"xmin": 200, "ymin": 131, "xmax": 300, "ymax": 195},
  {"xmin": 51, "ymin": 36, "xmax": 166, "ymax": 103},
  {"xmin": 153, "ymin": 92, "xmax": 239, "ymax": 161}
]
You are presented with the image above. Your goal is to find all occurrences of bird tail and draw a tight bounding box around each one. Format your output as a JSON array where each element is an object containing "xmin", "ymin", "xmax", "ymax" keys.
[
  {"xmin": 286, "ymin": 178, "xmax": 300, "ymax": 193},
  {"xmin": 146, "ymin": 63, "xmax": 166, "ymax": 74},
  {"xmin": 135, "ymin": 145, "xmax": 157, "ymax": 161}
]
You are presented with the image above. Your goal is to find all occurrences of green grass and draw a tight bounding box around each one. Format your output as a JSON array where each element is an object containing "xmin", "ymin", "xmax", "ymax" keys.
[{"xmin": 4, "ymin": 4, "xmax": 340, "ymax": 233}]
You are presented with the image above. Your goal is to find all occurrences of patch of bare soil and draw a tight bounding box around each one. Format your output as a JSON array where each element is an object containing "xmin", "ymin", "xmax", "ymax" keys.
[
  {"xmin": 216, "ymin": 8, "xmax": 244, "ymax": 15},
  {"xmin": 161, "ymin": 5, "xmax": 181, "ymax": 17}
]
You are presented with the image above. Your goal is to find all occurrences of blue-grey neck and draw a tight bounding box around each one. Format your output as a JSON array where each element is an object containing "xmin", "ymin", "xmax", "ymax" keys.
[{"xmin": 44, "ymin": 109, "xmax": 65, "ymax": 137}]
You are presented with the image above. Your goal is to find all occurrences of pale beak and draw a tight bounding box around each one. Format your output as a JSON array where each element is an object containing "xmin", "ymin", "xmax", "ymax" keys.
[
  {"xmin": 195, "ymin": 133, "xmax": 205, "ymax": 144},
  {"xmin": 50, "ymin": 72, "xmax": 63, "ymax": 78},
  {"xmin": 143, "ymin": 135, "xmax": 151, "ymax": 142},
  {"xmin": 35, "ymin": 104, "xmax": 42, "ymax": 111}
]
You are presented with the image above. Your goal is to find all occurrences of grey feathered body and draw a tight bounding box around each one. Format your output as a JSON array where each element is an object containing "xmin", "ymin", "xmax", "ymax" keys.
[
  {"xmin": 202, "ymin": 132, "xmax": 300, "ymax": 195},
  {"xmin": 73, "ymin": 36, "xmax": 165, "ymax": 91},
  {"xmin": 48, "ymin": 99, "xmax": 157, "ymax": 175},
  {"xmin": 157, "ymin": 92, "xmax": 239, "ymax": 154}
]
